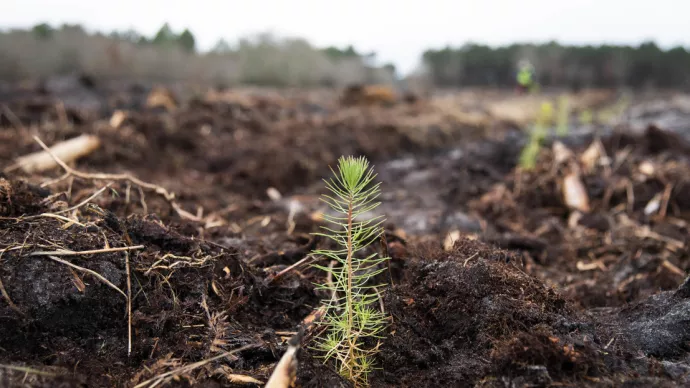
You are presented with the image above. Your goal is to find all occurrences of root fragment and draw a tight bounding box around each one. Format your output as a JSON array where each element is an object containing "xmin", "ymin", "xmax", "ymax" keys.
[{"xmin": 28, "ymin": 135, "xmax": 204, "ymax": 222}]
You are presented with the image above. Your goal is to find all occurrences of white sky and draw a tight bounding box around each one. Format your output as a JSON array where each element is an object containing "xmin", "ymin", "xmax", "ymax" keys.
[{"xmin": 2, "ymin": 0, "xmax": 689, "ymax": 75}]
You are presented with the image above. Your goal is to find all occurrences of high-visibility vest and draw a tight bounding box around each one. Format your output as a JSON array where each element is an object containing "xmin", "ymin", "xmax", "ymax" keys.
[{"xmin": 517, "ymin": 68, "xmax": 532, "ymax": 86}]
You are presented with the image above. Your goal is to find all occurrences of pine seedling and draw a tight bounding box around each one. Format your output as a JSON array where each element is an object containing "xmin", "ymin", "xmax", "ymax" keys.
[
  {"xmin": 519, "ymin": 102, "xmax": 552, "ymax": 170},
  {"xmin": 579, "ymin": 109, "xmax": 593, "ymax": 126},
  {"xmin": 556, "ymin": 95, "xmax": 570, "ymax": 136},
  {"xmin": 310, "ymin": 155, "xmax": 390, "ymax": 387}
]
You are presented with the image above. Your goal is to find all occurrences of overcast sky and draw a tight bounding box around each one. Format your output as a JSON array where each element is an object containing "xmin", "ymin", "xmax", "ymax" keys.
[{"xmin": 2, "ymin": 0, "xmax": 688, "ymax": 74}]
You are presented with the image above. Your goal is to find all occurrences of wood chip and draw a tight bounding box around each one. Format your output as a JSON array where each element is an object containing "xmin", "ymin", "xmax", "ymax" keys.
[
  {"xmin": 580, "ymin": 140, "xmax": 604, "ymax": 172},
  {"xmin": 662, "ymin": 259, "xmax": 686, "ymax": 277},
  {"xmin": 226, "ymin": 373, "xmax": 263, "ymax": 385},
  {"xmin": 644, "ymin": 193, "xmax": 662, "ymax": 216},
  {"xmin": 266, "ymin": 187, "xmax": 282, "ymax": 201},
  {"xmin": 444, "ymin": 230, "xmax": 461, "ymax": 251},
  {"xmin": 552, "ymin": 141, "xmax": 573, "ymax": 165},
  {"xmin": 15, "ymin": 134, "xmax": 100, "ymax": 173},
  {"xmin": 110, "ymin": 110, "xmax": 128, "ymax": 128},
  {"xmin": 576, "ymin": 260, "xmax": 606, "ymax": 271},
  {"xmin": 562, "ymin": 171, "xmax": 590, "ymax": 212},
  {"xmin": 638, "ymin": 160, "xmax": 655, "ymax": 176}
]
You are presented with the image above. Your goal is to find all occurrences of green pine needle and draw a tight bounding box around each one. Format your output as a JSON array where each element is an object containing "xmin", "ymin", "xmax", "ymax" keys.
[{"xmin": 310, "ymin": 156, "xmax": 390, "ymax": 386}]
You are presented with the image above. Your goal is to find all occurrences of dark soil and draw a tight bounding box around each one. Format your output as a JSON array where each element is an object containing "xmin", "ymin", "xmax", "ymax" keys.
[{"xmin": 1, "ymin": 82, "xmax": 690, "ymax": 387}]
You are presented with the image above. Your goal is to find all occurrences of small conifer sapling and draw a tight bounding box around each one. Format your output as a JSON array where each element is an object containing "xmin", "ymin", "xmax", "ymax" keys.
[{"xmin": 310, "ymin": 155, "xmax": 390, "ymax": 386}]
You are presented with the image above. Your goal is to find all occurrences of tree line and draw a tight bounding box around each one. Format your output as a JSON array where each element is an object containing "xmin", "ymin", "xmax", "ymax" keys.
[
  {"xmin": 0, "ymin": 23, "xmax": 397, "ymax": 86},
  {"xmin": 6, "ymin": 23, "xmax": 690, "ymax": 89},
  {"xmin": 422, "ymin": 42, "xmax": 690, "ymax": 89},
  {"xmin": 29, "ymin": 23, "xmax": 397, "ymax": 77}
]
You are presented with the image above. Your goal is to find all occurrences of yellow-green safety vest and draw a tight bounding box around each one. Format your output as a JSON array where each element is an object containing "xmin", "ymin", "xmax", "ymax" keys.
[{"xmin": 517, "ymin": 68, "xmax": 532, "ymax": 86}]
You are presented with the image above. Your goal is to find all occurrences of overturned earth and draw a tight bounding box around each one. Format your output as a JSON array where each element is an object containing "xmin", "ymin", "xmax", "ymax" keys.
[
  {"xmin": 1, "ymin": 84, "xmax": 690, "ymax": 387},
  {"xmin": 1, "ymin": 177, "xmax": 688, "ymax": 387}
]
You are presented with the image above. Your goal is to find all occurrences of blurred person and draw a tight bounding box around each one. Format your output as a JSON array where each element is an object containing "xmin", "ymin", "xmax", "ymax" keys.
[{"xmin": 515, "ymin": 59, "xmax": 535, "ymax": 95}]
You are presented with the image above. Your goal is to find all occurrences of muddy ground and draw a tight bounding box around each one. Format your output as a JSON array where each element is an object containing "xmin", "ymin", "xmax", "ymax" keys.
[{"xmin": 1, "ymin": 78, "xmax": 690, "ymax": 387}]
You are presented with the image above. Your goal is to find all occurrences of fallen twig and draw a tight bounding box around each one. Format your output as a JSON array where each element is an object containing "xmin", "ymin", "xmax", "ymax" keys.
[
  {"xmin": 32, "ymin": 135, "xmax": 175, "ymax": 200},
  {"xmin": 54, "ymin": 184, "xmax": 111, "ymax": 215},
  {"xmin": 44, "ymin": 255, "xmax": 127, "ymax": 298},
  {"xmin": 269, "ymin": 254, "xmax": 316, "ymax": 283},
  {"xmin": 30, "ymin": 245, "xmax": 145, "ymax": 257},
  {"xmin": 126, "ymin": 251, "xmax": 132, "ymax": 357},
  {"xmin": 0, "ymin": 246, "xmax": 26, "ymax": 315},
  {"xmin": 0, "ymin": 275, "xmax": 22, "ymax": 315},
  {"xmin": 0, "ymin": 104, "xmax": 25, "ymax": 131},
  {"xmin": 133, "ymin": 343, "xmax": 261, "ymax": 388},
  {"xmin": 28, "ymin": 136, "xmax": 205, "ymax": 222},
  {"xmin": 661, "ymin": 259, "xmax": 685, "ymax": 277},
  {"xmin": 659, "ymin": 183, "xmax": 673, "ymax": 218},
  {"xmin": 635, "ymin": 226, "xmax": 684, "ymax": 251},
  {"xmin": 0, "ymin": 363, "xmax": 58, "ymax": 377},
  {"xmin": 36, "ymin": 213, "xmax": 86, "ymax": 227}
]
